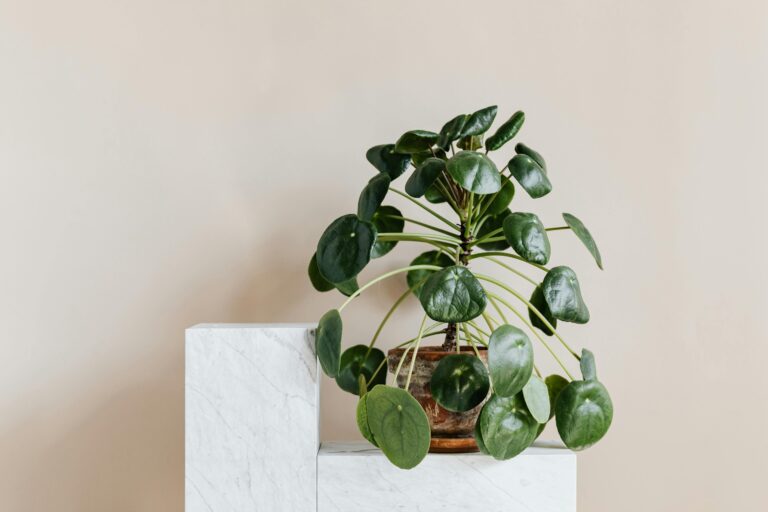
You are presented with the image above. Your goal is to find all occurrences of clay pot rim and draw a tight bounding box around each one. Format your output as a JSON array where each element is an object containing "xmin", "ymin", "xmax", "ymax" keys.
[{"xmin": 387, "ymin": 345, "xmax": 487, "ymax": 361}]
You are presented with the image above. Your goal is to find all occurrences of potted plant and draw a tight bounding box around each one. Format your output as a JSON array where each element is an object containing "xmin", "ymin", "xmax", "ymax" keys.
[{"xmin": 309, "ymin": 105, "xmax": 613, "ymax": 469}]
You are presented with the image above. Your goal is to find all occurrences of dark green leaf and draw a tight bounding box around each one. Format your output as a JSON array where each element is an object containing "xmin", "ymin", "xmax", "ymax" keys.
[
  {"xmin": 529, "ymin": 285, "xmax": 556, "ymax": 336},
  {"xmin": 366, "ymin": 385, "xmax": 431, "ymax": 469},
  {"xmin": 356, "ymin": 393, "xmax": 378, "ymax": 446},
  {"xmin": 430, "ymin": 354, "xmax": 490, "ymax": 412},
  {"xmin": 419, "ymin": 266, "xmax": 487, "ymax": 322},
  {"xmin": 366, "ymin": 144, "xmax": 411, "ymax": 180},
  {"xmin": 514, "ymin": 142, "xmax": 547, "ymax": 171},
  {"xmin": 412, "ymin": 148, "xmax": 447, "ymax": 166},
  {"xmin": 460, "ymin": 105, "xmax": 498, "ymax": 137},
  {"xmin": 405, "ymin": 158, "xmax": 446, "ymax": 198},
  {"xmin": 357, "ymin": 173, "xmax": 390, "ymax": 221},
  {"xmin": 316, "ymin": 214, "xmax": 377, "ymax": 283},
  {"xmin": 502, "ymin": 212, "xmax": 551, "ymax": 264},
  {"xmin": 425, "ymin": 183, "xmax": 447, "ymax": 203},
  {"xmin": 580, "ymin": 349, "xmax": 597, "ymax": 381},
  {"xmin": 488, "ymin": 325, "xmax": 533, "ymax": 397},
  {"xmin": 485, "ymin": 111, "xmax": 525, "ymax": 151},
  {"xmin": 370, "ymin": 205, "xmax": 404, "ymax": 258},
  {"xmin": 437, "ymin": 114, "xmax": 469, "ymax": 150},
  {"xmin": 446, "ymin": 151, "xmax": 501, "ymax": 195},
  {"xmin": 509, "ymin": 154, "xmax": 552, "ymax": 198},
  {"xmin": 334, "ymin": 277, "xmax": 359, "ymax": 296},
  {"xmin": 485, "ymin": 176, "xmax": 515, "ymax": 216},
  {"xmin": 476, "ymin": 209, "xmax": 511, "ymax": 251},
  {"xmin": 522, "ymin": 375, "xmax": 550, "ymax": 423},
  {"xmin": 316, "ymin": 309, "xmax": 342, "ymax": 378},
  {"xmin": 479, "ymin": 393, "xmax": 538, "ymax": 460},
  {"xmin": 308, "ymin": 253, "xmax": 334, "ymax": 292},
  {"xmin": 407, "ymin": 250, "xmax": 455, "ymax": 297},
  {"xmin": 336, "ymin": 345, "xmax": 386, "ymax": 395},
  {"xmin": 474, "ymin": 419, "xmax": 489, "ymax": 454},
  {"xmin": 563, "ymin": 213, "xmax": 603, "ymax": 270},
  {"xmin": 394, "ymin": 130, "xmax": 439, "ymax": 154},
  {"xmin": 555, "ymin": 380, "xmax": 613, "ymax": 450},
  {"xmin": 545, "ymin": 374, "xmax": 570, "ymax": 420},
  {"xmin": 457, "ymin": 134, "xmax": 484, "ymax": 150},
  {"xmin": 542, "ymin": 266, "xmax": 590, "ymax": 324}
]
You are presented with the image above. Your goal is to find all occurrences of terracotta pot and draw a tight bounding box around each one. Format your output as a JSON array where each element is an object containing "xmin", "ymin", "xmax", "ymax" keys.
[{"xmin": 387, "ymin": 345, "xmax": 488, "ymax": 453}]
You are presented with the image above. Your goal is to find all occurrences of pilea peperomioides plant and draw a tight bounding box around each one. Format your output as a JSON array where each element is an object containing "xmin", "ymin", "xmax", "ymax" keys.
[{"xmin": 309, "ymin": 105, "xmax": 613, "ymax": 469}]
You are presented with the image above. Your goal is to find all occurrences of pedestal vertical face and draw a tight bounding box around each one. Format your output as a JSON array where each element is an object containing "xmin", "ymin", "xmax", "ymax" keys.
[{"xmin": 185, "ymin": 324, "xmax": 318, "ymax": 512}]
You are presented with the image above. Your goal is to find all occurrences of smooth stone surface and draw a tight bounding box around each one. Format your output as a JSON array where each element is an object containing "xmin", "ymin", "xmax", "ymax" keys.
[
  {"xmin": 318, "ymin": 441, "xmax": 576, "ymax": 512},
  {"xmin": 186, "ymin": 324, "xmax": 318, "ymax": 511}
]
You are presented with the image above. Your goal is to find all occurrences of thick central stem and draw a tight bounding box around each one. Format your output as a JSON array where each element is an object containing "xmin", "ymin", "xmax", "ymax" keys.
[{"xmin": 442, "ymin": 219, "xmax": 474, "ymax": 351}]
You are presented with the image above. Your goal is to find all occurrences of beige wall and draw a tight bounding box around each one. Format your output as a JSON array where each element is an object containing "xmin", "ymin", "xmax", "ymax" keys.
[{"xmin": 2, "ymin": 0, "xmax": 767, "ymax": 510}]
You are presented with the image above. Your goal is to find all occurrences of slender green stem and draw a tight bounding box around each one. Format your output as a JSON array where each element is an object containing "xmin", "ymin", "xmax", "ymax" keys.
[
  {"xmin": 476, "ymin": 274, "xmax": 579, "ymax": 359},
  {"xmin": 486, "ymin": 292, "xmax": 575, "ymax": 380},
  {"xmin": 471, "ymin": 228, "xmax": 503, "ymax": 245},
  {"xmin": 481, "ymin": 312, "xmax": 497, "ymax": 331},
  {"xmin": 377, "ymin": 232, "xmax": 461, "ymax": 244},
  {"xmin": 469, "ymin": 251, "xmax": 550, "ymax": 272},
  {"xmin": 467, "ymin": 320, "xmax": 490, "ymax": 338},
  {"xmin": 382, "ymin": 215, "xmax": 459, "ymax": 237},
  {"xmin": 485, "ymin": 257, "xmax": 538, "ymax": 286},
  {"xmin": 546, "ymin": 226, "xmax": 571, "ymax": 231},
  {"xmin": 534, "ymin": 364, "xmax": 542, "ymax": 378},
  {"xmin": 465, "ymin": 192, "xmax": 475, "ymax": 233},
  {"xmin": 487, "ymin": 294, "xmax": 509, "ymax": 323},
  {"xmin": 389, "ymin": 188, "xmax": 459, "ymax": 230},
  {"xmin": 338, "ymin": 264, "xmax": 441, "ymax": 312},
  {"xmin": 435, "ymin": 177, "xmax": 463, "ymax": 216},
  {"xmin": 467, "ymin": 337, "xmax": 483, "ymax": 359},
  {"xmin": 404, "ymin": 315, "xmax": 428, "ymax": 390},
  {"xmin": 366, "ymin": 286, "xmax": 416, "ymax": 352}
]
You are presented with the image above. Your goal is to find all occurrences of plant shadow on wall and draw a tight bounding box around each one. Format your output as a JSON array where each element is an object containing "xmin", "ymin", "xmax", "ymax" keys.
[{"xmin": 310, "ymin": 106, "xmax": 613, "ymax": 469}]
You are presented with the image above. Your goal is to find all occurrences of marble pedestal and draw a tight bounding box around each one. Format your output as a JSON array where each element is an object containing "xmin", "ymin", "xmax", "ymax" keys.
[
  {"xmin": 318, "ymin": 442, "xmax": 576, "ymax": 512},
  {"xmin": 185, "ymin": 324, "xmax": 318, "ymax": 511}
]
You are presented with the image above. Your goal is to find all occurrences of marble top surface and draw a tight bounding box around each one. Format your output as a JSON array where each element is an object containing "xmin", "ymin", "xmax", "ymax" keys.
[{"xmin": 320, "ymin": 440, "xmax": 572, "ymax": 456}]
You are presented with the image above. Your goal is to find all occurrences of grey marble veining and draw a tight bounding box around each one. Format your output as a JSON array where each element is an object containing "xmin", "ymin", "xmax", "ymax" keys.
[
  {"xmin": 318, "ymin": 441, "xmax": 576, "ymax": 512},
  {"xmin": 185, "ymin": 324, "xmax": 318, "ymax": 512}
]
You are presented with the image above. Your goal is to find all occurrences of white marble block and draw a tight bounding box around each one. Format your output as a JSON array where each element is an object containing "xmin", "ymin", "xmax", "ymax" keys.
[
  {"xmin": 185, "ymin": 324, "xmax": 318, "ymax": 512},
  {"xmin": 318, "ymin": 442, "xmax": 576, "ymax": 512}
]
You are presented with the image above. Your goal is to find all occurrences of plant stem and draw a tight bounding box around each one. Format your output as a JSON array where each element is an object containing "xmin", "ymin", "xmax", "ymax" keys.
[
  {"xmin": 404, "ymin": 315, "xmax": 428, "ymax": 390},
  {"xmin": 487, "ymin": 294, "xmax": 508, "ymax": 323},
  {"xmin": 389, "ymin": 188, "xmax": 459, "ymax": 230},
  {"xmin": 377, "ymin": 232, "xmax": 460, "ymax": 244},
  {"xmin": 546, "ymin": 226, "xmax": 571, "ymax": 231},
  {"xmin": 476, "ymin": 274, "xmax": 579, "ymax": 359},
  {"xmin": 469, "ymin": 251, "xmax": 550, "ymax": 272},
  {"xmin": 366, "ymin": 286, "xmax": 415, "ymax": 352},
  {"xmin": 486, "ymin": 292, "xmax": 575, "ymax": 380},
  {"xmin": 382, "ymin": 215, "xmax": 459, "ymax": 237},
  {"xmin": 485, "ymin": 257, "xmax": 538, "ymax": 286},
  {"xmin": 471, "ymin": 227, "xmax": 503, "ymax": 246},
  {"xmin": 338, "ymin": 264, "xmax": 442, "ymax": 312}
]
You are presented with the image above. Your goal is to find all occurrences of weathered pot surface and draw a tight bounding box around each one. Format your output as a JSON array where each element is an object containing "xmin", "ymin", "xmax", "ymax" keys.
[{"xmin": 387, "ymin": 345, "xmax": 489, "ymax": 453}]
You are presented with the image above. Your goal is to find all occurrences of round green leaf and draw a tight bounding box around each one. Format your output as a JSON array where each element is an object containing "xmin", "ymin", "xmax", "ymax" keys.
[
  {"xmin": 336, "ymin": 345, "xmax": 386, "ymax": 395},
  {"xmin": 334, "ymin": 277, "xmax": 359, "ymax": 296},
  {"xmin": 542, "ymin": 266, "xmax": 590, "ymax": 324},
  {"xmin": 545, "ymin": 374, "xmax": 570, "ymax": 420},
  {"xmin": 412, "ymin": 148, "xmax": 447, "ymax": 166},
  {"xmin": 316, "ymin": 309, "xmax": 342, "ymax": 378},
  {"xmin": 356, "ymin": 393, "xmax": 378, "ymax": 447},
  {"xmin": 474, "ymin": 419, "xmax": 489, "ymax": 455},
  {"xmin": 370, "ymin": 205, "xmax": 404, "ymax": 258},
  {"xmin": 418, "ymin": 266, "xmax": 488, "ymax": 323},
  {"xmin": 437, "ymin": 114, "xmax": 469, "ymax": 150},
  {"xmin": 446, "ymin": 151, "xmax": 501, "ymax": 195},
  {"xmin": 476, "ymin": 209, "xmax": 511, "ymax": 251},
  {"xmin": 366, "ymin": 385, "xmax": 431, "ymax": 469},
  {"xmin": 425, "ymin": 183, "xmax": 447, "ymax": 203},
  {"xmin": 457, "ymin": 134, "xmax": 484, "ymax": 151},
  {"xmin": 479, "ymin": 393, "xmax": 538, "ymax": 460},
  {"xmin": 460, "ymin": 105, "xmax": 498, "ymax": 137},
  {"xmin": 366, "ymin": 144, "xmax": 411, "ymax": 180},
  {"xmin": 522, "ymin": 375, "xmax": 550, "ymax": 424},
  {"xmin": 394, "ymin": 130, "xmax": 439, "ymax": 154},
  {"xmin": 308, "ymin": 253, "xmax": 334, "ymax": 292},
  {"xmin": 563, "ymin": 213, "xmax": 603, "ymax": 270},
  {"xmin": 487, "ymin": 325, "xmax": 533, "ymax": 397},
  {"xmin": 529, "ymin": 285, "xmax": 557, "ymax": 336},
  {"xmin": 509, "ymin": 154, "xmax": 552, "ymax": 198},
  {"xmin": 502, "ymin": 212, "xmax": 551, "ymax": 264},
  {"xmin": 357, "ymin": 173, "xmax": 390, "ymax": 221},
  {"xmin": 514, "ymin": 142, "xmax": 546, "ymax": 171},
  {"xmin": 316, "ymin": 214, "xmax": 376, "ymax": 283},
  {"xmin": 555, "ymin": 380, "xmax": 613, "ymax": 450},
  {"xmin": 406, "ymin": 250, "xmax": 455, "ymax": 297},
  {"xmin": 485, "ymin": 111, "xmax": 525, "ymax": 151},
  {"xmin": 580, "ymin": 348, "xmax": 597, "ymax": 381},
  {"xmin": 405, "ymin": 158, "xmax": 446, "ymax": 198},
  {"xmin": 430, "ymin": 354, "xmax": 490, "ymax": 412},
  {"xmin": 485, "ymin": 176, "xmax": 515, "ymax": 215}
]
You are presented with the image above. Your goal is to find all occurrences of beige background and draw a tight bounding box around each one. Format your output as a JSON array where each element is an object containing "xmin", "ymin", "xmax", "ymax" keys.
[{"xmin": 2, "ymin": 0, "xmax": 767, "ymax": 510}]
